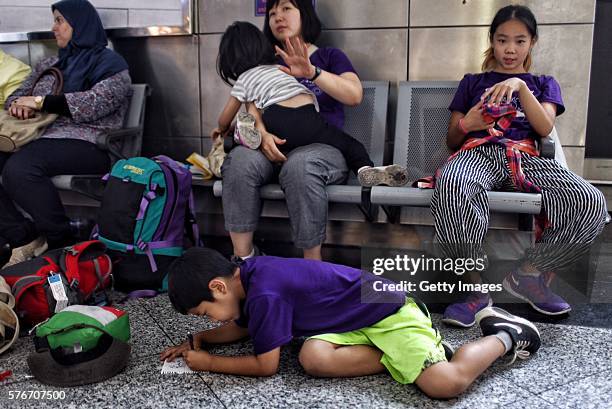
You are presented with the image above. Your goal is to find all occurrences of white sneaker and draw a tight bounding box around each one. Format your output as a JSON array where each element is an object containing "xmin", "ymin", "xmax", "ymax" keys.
[{"xmin": 4, "ymin": 236, "xmax": 48, "ymax": 267}]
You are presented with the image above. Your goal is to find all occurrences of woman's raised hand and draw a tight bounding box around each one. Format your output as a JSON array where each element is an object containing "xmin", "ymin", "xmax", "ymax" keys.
[
  {"xmin": 275, "ymin": 37, "xmax": 316, "ymax": 79},
  {"xmin": 480, "ymin": 78, "xmax": 526, "ymax": 105},
  {"xmin": 260, "ymin": 131, "xmax": 287, "ymax": 163}
]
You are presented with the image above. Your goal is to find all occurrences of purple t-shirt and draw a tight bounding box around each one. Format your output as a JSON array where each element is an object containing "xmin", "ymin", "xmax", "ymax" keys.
[
  {"xmin": 235, "ymin": 256, "xmax": 404, "ymax": 355},
  {"xmin": 449, "ymin": 71, "xmax": 565, "ymax": 141},
  {"xmin": 280, "ymin": 47, "xmax": 357, "ymax": 130}
]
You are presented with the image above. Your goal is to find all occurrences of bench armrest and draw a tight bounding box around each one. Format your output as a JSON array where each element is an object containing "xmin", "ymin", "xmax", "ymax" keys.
[
  {"xmin": 537, "ymin": 135, "xmax": 556, "ymax": 159},
  {"xmin": 96, "ymin": 126, "xmax": 142, "ymax": 160}
]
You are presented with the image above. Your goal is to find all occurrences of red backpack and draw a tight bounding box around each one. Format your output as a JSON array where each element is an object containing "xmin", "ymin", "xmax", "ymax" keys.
[{"xmin": 0, "ymin": 241, "xmax": 112, "ymax": 326}]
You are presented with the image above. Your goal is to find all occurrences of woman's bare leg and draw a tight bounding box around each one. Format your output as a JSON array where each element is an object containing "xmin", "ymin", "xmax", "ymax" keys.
[
  {"xmin": 303, "ymin": 245, "xmax": 322, "ymax": 260},
  {"xmin": 229, "ymin": 231, "xmax": 254, "ymax": 258}
]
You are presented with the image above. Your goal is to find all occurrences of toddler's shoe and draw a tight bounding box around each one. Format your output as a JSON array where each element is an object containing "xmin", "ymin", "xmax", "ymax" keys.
[
  {"xmin": 357, "ymin": 164, "xmax": 409, "ymax": 187},
  {"xmin": 442, "ymin": 292, "xmax": 493, "ymax": 327},
  {"xmin": 4, "ymin": 236, "xmax": 47, "ymax": 268},
  {"xmin": 476, "ymin": 306, "xmax": 541, "ymax": 365},
  {"xmin": 234, "ymin": 112, "xmax": 262, "ymax": 150},
  {"xmin": 502, "ymin": 271, "xmax": 571, "ymax": 315}
]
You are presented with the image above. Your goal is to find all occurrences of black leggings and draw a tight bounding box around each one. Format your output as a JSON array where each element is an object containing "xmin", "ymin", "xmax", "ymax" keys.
[
  {"xmin": 0, "ymin": 138, "xmax": 110, "ymax": 248},
  {"xmin": 262, "ymin": 104, "xmax": 373, "ymax": 174}
]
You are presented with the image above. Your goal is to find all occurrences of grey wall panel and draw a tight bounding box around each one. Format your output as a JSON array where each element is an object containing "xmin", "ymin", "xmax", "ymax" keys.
[
  {"xmin": 531, "ymin": 25, "xmax": 593, "ymax": 147},
  {"xmin": 127, "ymin": 10, "xmax": 182, "ymax": 27},
  {"xmin": 198, "ymin": 0, "xmax": 265, "ymax": 33},
  {"xmin": 0, "ymin": 7, "xmax": 50, "ymax": 32},
  {"xmin": 0, "ymin": 43, "xmax": 29, "ymax": 65},
  {"xmin": 563, "ymin": 147, "xmax": 586, "ymax": 176},
  {"xmin": 97, "ymin": 9, "xmax": 130, "ymax": 28},
  {"xmin": 142, "ymin": 137, "xmax": 202, "ymax": 160},
  {"xmin": 199, "ymin": 34, "xmax": 233, "ymax": 137},
  {"xmin": 317, "ymin": 0, "xmax": 409, "ymax": 29},
  {"xmin": 96, "ymin": 0, "xmax": 182, "ymax": 8},
  {"xmin": 319, "ymin": 29, "xmax": 408, "ymax": 82},
  {"xmin": 409, "ymin": 26, "xmax": 592, "ymax": 147},
  {"xmin": 0, "ymin": 6, "xmax": 129, "ymax": 32},
  {"xmin": 113, "ymin": 36, "xmax": 201, "ymax": 139},
  {"xmin": 410, "ymin": 0, "xmax": 596, "ymax": 26},
  {"xmin": 409, "ymin": 27, "xmax": 488, "ymax": 80}
]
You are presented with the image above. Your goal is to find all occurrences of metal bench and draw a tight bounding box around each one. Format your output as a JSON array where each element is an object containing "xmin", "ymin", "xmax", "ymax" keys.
[
  {"xmin": 210, "ymin": 81, "xmax": 390, "ymax": 221},
  {"xmin": 51, "ymin": 83, "xmax": 151, "ymax": 198},
  {"xmin": 370, "ymin": 81, "xmax": 566, "ymax": 223}
]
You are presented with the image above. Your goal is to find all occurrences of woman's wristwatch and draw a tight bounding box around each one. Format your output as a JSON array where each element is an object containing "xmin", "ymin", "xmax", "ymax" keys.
[
  {"xmin": 309, "ymin": 66, "xmax": 322, "ymax": 82},
  {"xmin": 34, "ymin": 96, "xmax": 45, "ymax": 110}
]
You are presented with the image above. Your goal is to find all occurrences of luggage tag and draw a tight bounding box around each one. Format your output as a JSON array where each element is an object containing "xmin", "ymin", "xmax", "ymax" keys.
[{"xmin": 47, "ymin": 274, "xmax": 69, "ymax": 313}]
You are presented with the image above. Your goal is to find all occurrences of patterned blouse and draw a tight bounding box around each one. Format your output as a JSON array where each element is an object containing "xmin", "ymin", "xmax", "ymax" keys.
[{"xmin": 4, "ymin": 57, "xmax": 131, "ymax": 145}]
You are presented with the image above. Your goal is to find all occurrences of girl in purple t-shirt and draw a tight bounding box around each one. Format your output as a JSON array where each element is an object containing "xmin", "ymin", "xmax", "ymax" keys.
[{"xmin": 433, "ymin": 5, "xmax": 607, "ymax": 327}]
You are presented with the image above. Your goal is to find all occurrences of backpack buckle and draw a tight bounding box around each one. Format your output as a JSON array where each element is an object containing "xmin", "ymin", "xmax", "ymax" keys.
[
  {"xmin": 69, "ymin": 278, "xmax": 79, "ymax": 289},
  {"xmin": 63, "ymin": 246, "xmax": 79, "ymax": 256}
]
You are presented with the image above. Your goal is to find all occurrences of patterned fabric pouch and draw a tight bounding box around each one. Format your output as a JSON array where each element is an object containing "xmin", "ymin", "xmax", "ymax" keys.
[{"xmin": 0, "ymin": 276, "xmax": 19, "ymax": 355}]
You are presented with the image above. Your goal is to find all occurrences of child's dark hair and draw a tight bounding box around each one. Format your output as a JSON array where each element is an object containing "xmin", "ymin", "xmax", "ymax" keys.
[
  {"xmin": 167, "ymin": 247, "xmax": 237, "ymax": 314},
  {"xmin": 217, "ymin": 21, "xmax": 277, "ymax": 86},
  {"xmin": 263, "ymin": 0, "xmax": 321, "ymax": 48},
  {"xmin": 482, "ymin": 5, "xmax": 538, "ymax": 72}
]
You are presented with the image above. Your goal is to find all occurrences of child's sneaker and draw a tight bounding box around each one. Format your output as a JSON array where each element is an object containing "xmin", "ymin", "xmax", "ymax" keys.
[
  {"xmin": 442, "ymin": 292, "xmax": 493, "ymax": 327},
  {"xmin": 502, "ymin": 272, "xmax": 571, "ymax": 315},
  {"xmin": 476, "ymin": 306, "xmax": 541, "ymax": 365},
  {"xmin": 357, "ymin": 165, "xmax": 409, "ymax": 187},
  {"xmin": 233, "ymin": 112, "xmax": 262, "ymax": 150}
]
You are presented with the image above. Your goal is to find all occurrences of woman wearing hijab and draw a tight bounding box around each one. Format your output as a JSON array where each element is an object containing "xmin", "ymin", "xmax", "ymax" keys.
[{"xmin": 1, "ymin": 0, "xmax": 131, "ymax": 266}]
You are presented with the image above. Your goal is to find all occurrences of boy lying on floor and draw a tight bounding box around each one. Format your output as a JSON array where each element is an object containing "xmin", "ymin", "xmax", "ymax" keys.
[{"xmin": 160, "ymin": 248, "xmax": 540, "ymax": 399}]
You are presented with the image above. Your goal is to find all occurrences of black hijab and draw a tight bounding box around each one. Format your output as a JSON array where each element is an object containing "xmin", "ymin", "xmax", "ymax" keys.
[{"xmin": 52, "ymin": 0, "xmax": 129, "ymax": 93}]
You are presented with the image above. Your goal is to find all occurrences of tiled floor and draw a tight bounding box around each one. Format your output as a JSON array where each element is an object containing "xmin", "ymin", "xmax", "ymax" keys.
[{"xmin": 1, "ymin": 292, "xmax": 610, "ymax": 409}]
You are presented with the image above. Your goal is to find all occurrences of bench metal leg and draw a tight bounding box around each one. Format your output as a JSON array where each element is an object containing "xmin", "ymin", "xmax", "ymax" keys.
[
  {"xmin": 518, "ymin": 214, "xmax": 534, "ymax": 231},
  {"xmin": 381, "ymin": 205, "xmax": 401, "ymax": 224},
  {"xmin": 358, "ymin": 187, "xmax": 379, "ymax": 223}
]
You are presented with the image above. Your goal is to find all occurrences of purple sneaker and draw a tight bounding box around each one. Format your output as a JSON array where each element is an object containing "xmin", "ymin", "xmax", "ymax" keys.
[
  {"xmin": 502, "ymin": 272, "xmax": 571, "ymax": 315},
  {"xmin": 442, "ymin": 292, "xmax": 493, "ymax": 327}
]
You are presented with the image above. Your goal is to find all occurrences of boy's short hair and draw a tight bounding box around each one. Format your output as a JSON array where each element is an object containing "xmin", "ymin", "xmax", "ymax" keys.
[{"xmin": 167, "ymin": 248, "xmax": 236, "ymax": 314}]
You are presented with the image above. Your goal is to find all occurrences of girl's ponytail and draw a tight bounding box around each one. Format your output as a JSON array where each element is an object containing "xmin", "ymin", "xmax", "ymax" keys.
[{"xmin": 481, "ymin": 47, "xmax": 496, "ymax": 72}]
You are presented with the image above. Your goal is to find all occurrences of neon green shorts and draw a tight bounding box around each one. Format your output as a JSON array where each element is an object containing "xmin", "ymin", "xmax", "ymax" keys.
[{"xmin": 309, "ymin": 298, "xmax": 446, "ymax": 384}]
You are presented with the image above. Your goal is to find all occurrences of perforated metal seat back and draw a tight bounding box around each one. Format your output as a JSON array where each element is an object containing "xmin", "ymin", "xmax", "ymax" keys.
[
  {"xmin": 342, "ymin": 81, "xmax": 389, "ymax": 184},
  {"xmin": 393, "ymin": 82, "xmax": 459, "ymax": 182},
  {"xmin": 344, "ymin": 82, "xmax": 387, "ymax": 165}
]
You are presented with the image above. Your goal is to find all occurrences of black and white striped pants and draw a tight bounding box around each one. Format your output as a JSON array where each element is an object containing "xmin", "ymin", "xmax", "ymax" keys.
[{"xmin": 430, "ymin": 144, "xmax": 608, "ymax": 272}]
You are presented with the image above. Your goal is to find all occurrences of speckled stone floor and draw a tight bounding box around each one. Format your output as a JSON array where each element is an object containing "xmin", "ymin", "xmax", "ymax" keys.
[{"xmin": 1, "ymin": 287, "xmax": 611, "ymax": 409}]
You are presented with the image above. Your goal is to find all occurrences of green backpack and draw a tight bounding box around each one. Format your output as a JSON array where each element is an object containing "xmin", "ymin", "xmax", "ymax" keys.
[{"xmin": 95, "ymin": 155, "xmax": 199, "ymax": 292}]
